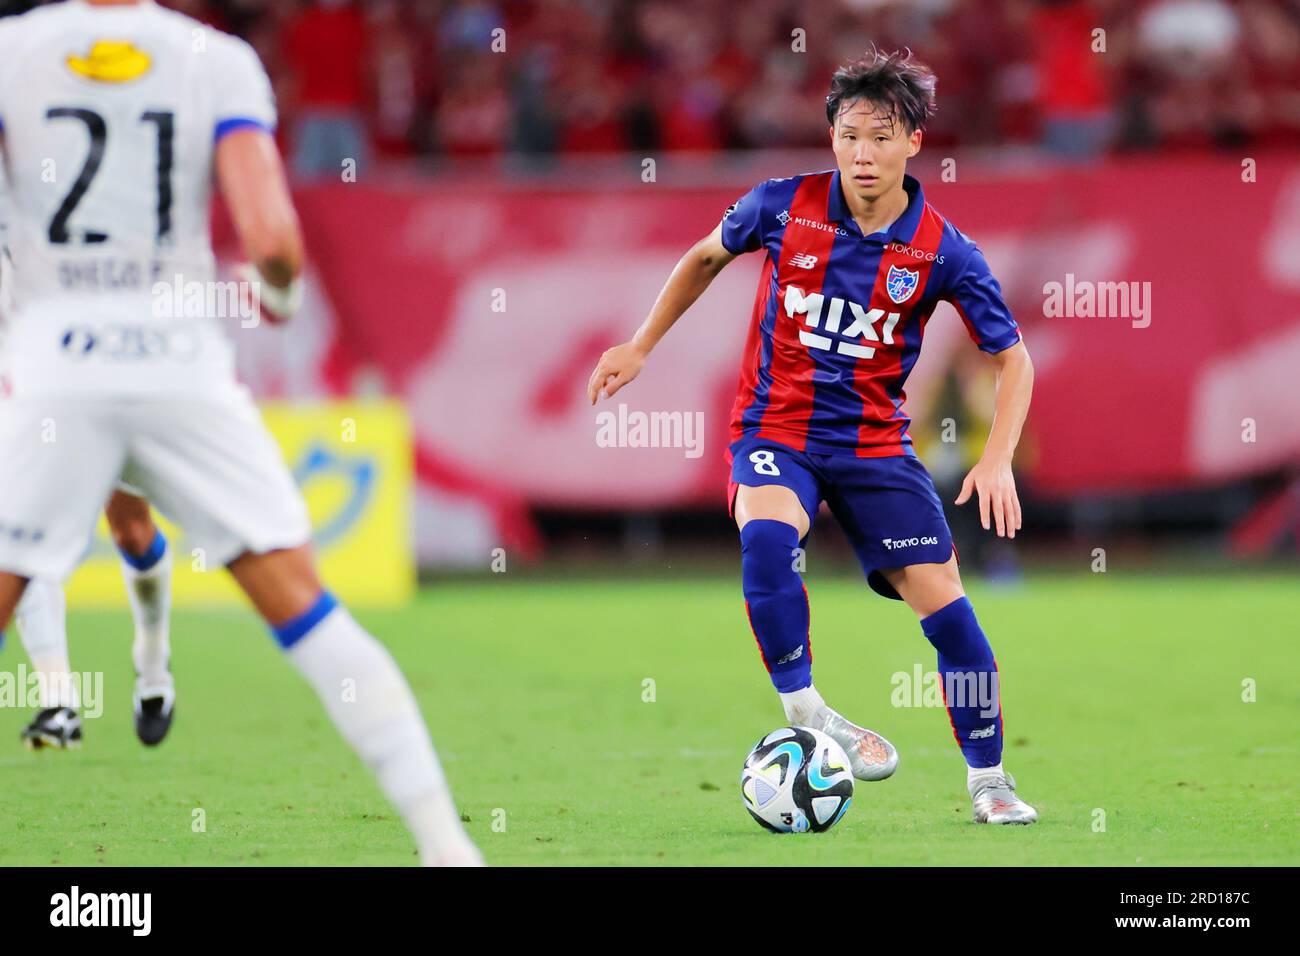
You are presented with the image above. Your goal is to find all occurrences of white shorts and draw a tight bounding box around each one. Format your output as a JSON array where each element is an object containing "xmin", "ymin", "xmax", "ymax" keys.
[{"xmin": 0, "ymin": 388, "xmax": 311, "ymax": 580}]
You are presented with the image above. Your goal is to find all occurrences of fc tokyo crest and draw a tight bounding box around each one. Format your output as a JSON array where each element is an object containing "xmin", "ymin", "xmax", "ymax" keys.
[{"xmin": 886, "ymin": 264, "xmax": 920, "ymax": 304}]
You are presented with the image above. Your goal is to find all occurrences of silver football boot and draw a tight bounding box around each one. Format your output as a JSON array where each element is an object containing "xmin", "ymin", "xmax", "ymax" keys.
[
  {"xmin": 811, "ymin": 706, "xmax": 899, "ymax": 782},
  {"xmin": 969, "ymin": 771, "xmax": 1038, "ymax": 824}
]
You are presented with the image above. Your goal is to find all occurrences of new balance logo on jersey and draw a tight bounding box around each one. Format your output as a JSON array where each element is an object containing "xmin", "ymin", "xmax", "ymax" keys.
[
  {"xmin": 790, "ymin": 253, "xmax": 818, "ymax": 270},
  {"xmin": 784, "ymin": 285, "xmax": 901, "ymax": 360},
  {"xmin": 969, "ymin": 724, "xmax": 997, "ymax": 740}
]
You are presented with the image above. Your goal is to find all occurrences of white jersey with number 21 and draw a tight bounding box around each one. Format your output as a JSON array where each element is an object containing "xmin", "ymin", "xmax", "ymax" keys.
[{"xmin": 0, "ymin": 0, "xmax": 275, "ymax": 396}]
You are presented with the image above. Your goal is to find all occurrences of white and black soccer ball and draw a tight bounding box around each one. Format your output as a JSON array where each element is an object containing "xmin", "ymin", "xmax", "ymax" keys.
[{"xmin": 740, "ymin": 726, "xmax": 854, "ymax": 833}]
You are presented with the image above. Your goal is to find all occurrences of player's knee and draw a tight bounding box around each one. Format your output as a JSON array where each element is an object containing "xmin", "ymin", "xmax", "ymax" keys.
[
  {"xmin": 735, "ymin": 485, "xmax": 809, "ymax": 539},
  {"xmin": 740, "ymin": 519, "xmax": 803, "ymax": 598},
  {"xmin": 105, "ymin": 494, "xmax": 156, "ymax": 556},
  {"xmin": 0, "ymin": 573, "xmax": 30, "ymax": 633},
  {"xmin": 229, "ymin": 545, "xmax": 325, "ymax": 627},
  {"xmin": 109, "ymin": 522, "xmax": 156, "ymax": 558},
  {"xmin": 907, "ymin": 586, "xmax": 965, "ymax": 621},
  {"xmin": 883, "ymin": 559, "xmax": 964, "ymax": 619},
  {"xmin": 920, "ymin": 595, "xmax": 994, "ymax": 666}
]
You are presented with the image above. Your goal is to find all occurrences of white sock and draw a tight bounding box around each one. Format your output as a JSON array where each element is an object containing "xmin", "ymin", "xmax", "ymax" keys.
[
  {"xmin": 779, "ymin": 683, "xmax": 826, "ymax": 727},
  {"xmin": 14, "ymin": 579, "xmax": 79, "ymax": 710},
  {"xmin": 968, "ymin": 762, "xmax": 1005, "ymax": 786},
  {"xmin": 285, "ymin": 604, "xmax": 479, "ymax": 865},
  {"xmin": 122, "ymin": 546, "xmax": 172, "ymax": 687}
]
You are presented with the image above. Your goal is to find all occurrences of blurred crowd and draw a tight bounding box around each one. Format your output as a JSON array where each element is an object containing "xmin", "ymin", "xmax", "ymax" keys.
[{"xmin": 6, "ymin": 0, "xmax": 1300, "ymax": 170}]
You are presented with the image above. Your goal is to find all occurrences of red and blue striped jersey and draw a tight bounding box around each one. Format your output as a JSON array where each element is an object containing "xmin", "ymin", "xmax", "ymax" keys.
[{"xmin": 721, "ymin": 170, "xmax": 1020, "ymax": 457}]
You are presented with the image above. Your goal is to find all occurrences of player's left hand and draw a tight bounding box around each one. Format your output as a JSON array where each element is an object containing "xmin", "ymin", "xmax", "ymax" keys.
[
  {"xmin": 235, "ymin": 263, "xmax": 302, "ymax": 325},
  {"xmin": 955, "ymin": 455, "xmax": 1022, "ymax": 539}
]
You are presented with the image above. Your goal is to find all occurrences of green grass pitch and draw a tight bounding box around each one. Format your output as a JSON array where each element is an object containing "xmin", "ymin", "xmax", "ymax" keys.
[{"xmin": 0, "ymin": 571, "xmax": 1295, "ymax": 866}]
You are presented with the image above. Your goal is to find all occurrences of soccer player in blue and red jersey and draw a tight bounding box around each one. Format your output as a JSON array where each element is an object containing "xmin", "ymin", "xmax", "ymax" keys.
[{"xmin": 588, "ymin": 49, "xmax": 1038, "ymax": 824}]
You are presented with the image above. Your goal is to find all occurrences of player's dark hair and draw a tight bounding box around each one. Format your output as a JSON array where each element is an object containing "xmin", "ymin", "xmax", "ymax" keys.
[{"xmin": 825, "ymin": 47, "xmax": 937, "ymax": 134}]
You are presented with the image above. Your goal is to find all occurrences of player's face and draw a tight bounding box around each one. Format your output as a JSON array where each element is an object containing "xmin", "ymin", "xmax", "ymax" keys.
[{"xmin": 830, "ymin": 100, "xmax": 922, "ymax": 202}]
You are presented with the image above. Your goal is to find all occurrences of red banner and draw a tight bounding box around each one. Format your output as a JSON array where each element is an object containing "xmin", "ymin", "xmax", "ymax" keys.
[{"xmin": 224, "ymin": 155, "xmax": 1300, "ymax": 550}]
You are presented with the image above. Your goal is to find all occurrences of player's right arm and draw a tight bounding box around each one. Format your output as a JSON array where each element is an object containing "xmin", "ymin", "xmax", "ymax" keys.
[{"xmin": 587, "ymin": 222, "xmax": 736, "ymax": 404}]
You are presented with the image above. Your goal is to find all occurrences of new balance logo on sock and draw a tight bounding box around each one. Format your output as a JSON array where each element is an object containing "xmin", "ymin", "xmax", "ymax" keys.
[
  {"xmin": 969, "ymin": 724, "xmax": 996, "ymax": 740},
  {"xmin": 775, "ymin": 646, "xmax": 804, "ymax": 665}
]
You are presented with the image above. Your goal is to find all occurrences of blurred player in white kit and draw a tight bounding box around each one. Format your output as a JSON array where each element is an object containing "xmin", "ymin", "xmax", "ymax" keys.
[
  {"xmin": 5, "ymin": 158, "xmax": 178, "ymax": 751},
  {"xmin": 0, "ymin": 0, "xmax": 480, "ymax": 866}
]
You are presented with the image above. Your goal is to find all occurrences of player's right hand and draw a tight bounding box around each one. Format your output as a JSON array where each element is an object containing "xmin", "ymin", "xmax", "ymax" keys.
[{"xmin": 587, "ymin": 342, "xmax": 647, "ymax": 404}]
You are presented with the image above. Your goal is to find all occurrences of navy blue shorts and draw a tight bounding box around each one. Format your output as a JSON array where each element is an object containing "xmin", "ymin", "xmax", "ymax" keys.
[{"xmin": 727, "ymin": 436, "xmax": 956, "ymax": 601}]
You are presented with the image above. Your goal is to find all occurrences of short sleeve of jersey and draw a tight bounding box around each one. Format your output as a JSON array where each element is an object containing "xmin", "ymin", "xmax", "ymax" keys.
[
  {"xmin": 719, "ymin": 181, "xmax": 768, "ymax": 255},
  {"xmin": 945, "ymin": 244, "xmax": 1021, "ymax": 354},
  {"xmin": 209, "ymin": 35, "xmax": 277, "ymax": 140}
]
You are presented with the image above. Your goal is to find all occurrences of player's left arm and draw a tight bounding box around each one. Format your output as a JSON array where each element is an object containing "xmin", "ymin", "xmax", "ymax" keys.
[
  {"xmin": 216, "ymin": 128, "xmax": 304, "ymax": 319},
  {"xmin": 210, "ymin": 35, "xmax": 302, "ymax": 322},
  {"xmin": 955, "ymin": 340, "xmax": 1033, "ymax": 539},
  {"xmin": 944, "ymin": 242, "xmax": 1033, "ymax": 539}
]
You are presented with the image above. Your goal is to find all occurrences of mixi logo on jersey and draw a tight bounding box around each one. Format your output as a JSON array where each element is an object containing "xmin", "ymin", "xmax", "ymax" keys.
[{"xmin": 784, "ymin": 284, "xmax": 902, "ymax": 361}]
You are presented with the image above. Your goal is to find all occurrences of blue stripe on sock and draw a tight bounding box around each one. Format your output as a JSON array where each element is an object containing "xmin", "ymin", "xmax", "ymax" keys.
[
  {"xmin": 272, "ymin": 591, "xmax": 339, "ymax": 649},
  {"xmin": 120, "ymin": 530, "xmax": 167, "ymax": 571}
]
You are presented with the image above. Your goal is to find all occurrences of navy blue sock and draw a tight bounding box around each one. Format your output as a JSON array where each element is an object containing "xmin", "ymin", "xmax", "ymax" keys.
[
  {"xmin": 740, "ymin": 519, "xmax": 811, "ymax": 693},
  {"xmin": 920, "ymin": 596, "xmax": 1002, "ymax": 768}
]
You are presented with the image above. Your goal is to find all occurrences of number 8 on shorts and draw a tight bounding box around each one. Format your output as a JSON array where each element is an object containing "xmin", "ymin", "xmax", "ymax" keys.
[{"xmin": 749, "ymin": 450, "xmax": 781, "ymax": 476}]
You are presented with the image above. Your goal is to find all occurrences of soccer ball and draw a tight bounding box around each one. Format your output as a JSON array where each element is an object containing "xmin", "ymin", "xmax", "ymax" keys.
[{"xmin": 740, "ymin": 726, "xmax": 854, "ymax": 833}]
